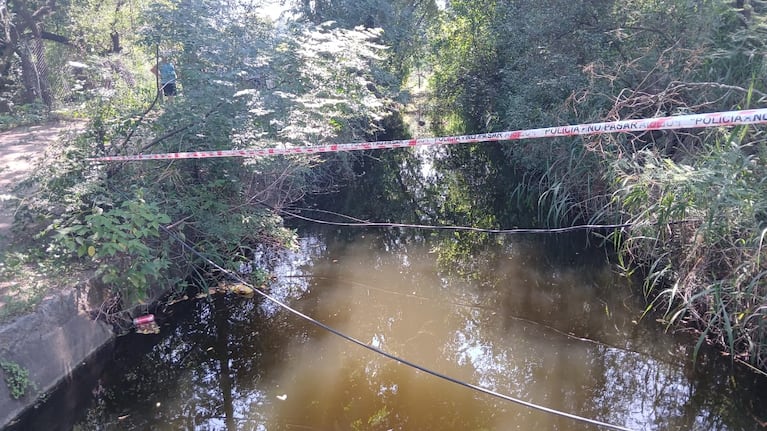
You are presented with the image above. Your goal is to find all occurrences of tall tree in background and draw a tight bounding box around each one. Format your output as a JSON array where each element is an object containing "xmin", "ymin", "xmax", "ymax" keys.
[
  {"xmin": 291, "ymin": 0, "xmax": 439, "ymax": 82},
  {"xmin": 1, "ymin": 0, "xmax": 56, "ymax": 107},
  {"xmin": 0, "ymin": 0, "xmax": 151, "ymax": 112}
]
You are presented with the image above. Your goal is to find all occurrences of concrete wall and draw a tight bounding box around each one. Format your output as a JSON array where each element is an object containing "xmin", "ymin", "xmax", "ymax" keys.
[{"xmin": 0, "ymin": 284, "xmax": 114, "ymax": 429}]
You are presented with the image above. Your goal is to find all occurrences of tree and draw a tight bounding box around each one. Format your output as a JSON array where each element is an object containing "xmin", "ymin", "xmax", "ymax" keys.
[
  {"xmin": 0, "ymin": 0, "xmax": 152, "ymax": 112},
  {"xmin": 290, "ymin": 0, "xmax": 439, "ymax": 83},
  {"xmin": 30, "ymin": 0, "xmax": 403, "ymax": 303},
  {"xmin": 0, "ymin": 0, "xmax": 56, "ymax": 107}
]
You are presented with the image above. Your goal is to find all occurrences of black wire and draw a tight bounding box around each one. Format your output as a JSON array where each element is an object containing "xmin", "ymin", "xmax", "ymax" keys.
[
  {"xmin": 159, "ymin": 225, "xmax": 636, "ymax": 431},
  {"xmin": 274, "ymin": 205, "xmax": 700, "ymax": 235}
]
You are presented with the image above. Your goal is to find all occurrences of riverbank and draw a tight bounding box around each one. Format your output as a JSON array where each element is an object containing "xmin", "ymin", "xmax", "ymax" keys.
[{"xmin": 0, "ymin": 121, "xmax": 115, "ymax": 429}]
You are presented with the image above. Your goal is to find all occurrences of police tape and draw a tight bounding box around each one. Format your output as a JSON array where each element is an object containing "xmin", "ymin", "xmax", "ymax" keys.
[{"xmin": 88, "ymin": 108, "xmax": 767, "ymax": 162}]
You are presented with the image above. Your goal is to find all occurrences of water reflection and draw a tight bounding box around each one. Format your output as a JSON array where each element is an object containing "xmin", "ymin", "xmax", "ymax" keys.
[{"xmin": 74, "ymin": 231, "xmax": 767, "ymax": 431}]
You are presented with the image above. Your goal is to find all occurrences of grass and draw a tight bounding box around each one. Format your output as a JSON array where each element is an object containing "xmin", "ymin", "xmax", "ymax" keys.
[
  {"xmin": 0, "ymin": 252, "xmax": 48, "ymax": 322},
  {"xmin": 604, "ymin": 131, "xmax": 767, "ymax": 371}
]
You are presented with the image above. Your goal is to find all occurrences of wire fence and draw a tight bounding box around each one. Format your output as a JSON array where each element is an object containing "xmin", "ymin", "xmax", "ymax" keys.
[{"xmin": 2, "ymin": 35, "xmax": 141, "ymax": 116}]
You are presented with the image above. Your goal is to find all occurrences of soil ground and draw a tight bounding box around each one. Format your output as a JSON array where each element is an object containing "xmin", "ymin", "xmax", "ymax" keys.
[
  {"xmin": 0, "ymin": 122, "xmax": 84, "ymax": 245},
  {"xmin": 0, "ymin": 121, "xmax": 85, "ymax": 313}
]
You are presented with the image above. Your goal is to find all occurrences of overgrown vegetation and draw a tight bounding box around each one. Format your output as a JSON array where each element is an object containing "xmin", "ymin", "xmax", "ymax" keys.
[
  {"xmin": 0, "ymin": 252, "xmax": 59, "ymax": 322},
  {"xmin": 426, "ymin": 0, "xmax": 767, "ymax": 372},
  {"xmin": 3, "ymin": 0, "xmax": 767, "ymax": 375},
  {"xmin": 2, "ymin": 0, "xmax": 411, "ymax": 326}
]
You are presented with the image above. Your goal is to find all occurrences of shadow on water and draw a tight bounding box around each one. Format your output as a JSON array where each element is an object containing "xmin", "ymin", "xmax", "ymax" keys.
[{"xmin": 12, "ymin": 230, "xmax": 767, "ymax": 430}]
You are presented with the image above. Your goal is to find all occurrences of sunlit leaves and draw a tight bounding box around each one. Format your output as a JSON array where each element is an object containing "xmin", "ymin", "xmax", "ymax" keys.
[
  {"xmin": 290, "ymin": 0, "xmax": 439, "ymax": 81},
  {"xmin": 230, "ymin": 28, "xmax": 391, "ymax": 150},
  {"xmin": 140, "ymin": 0, "xmax": 395, "ymax": 150}
]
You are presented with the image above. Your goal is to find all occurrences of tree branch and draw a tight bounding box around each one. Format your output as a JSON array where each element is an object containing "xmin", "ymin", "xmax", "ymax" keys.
[
  {"xmin": 40, "ymin": 30, "xmax": 71, "ymax": 46},
  {"xmin": 667, "ymin": 80, "xmax": 767, "ymax": 100},
  {"xmin": 140, "ymin": 103, "xmax": 224, "ymax": 153}
]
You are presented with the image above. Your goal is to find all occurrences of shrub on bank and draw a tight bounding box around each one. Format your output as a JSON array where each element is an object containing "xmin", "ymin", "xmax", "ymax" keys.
[{"xmin": 610, "ymin": 130, "xmax": 767, "ymax": 371}]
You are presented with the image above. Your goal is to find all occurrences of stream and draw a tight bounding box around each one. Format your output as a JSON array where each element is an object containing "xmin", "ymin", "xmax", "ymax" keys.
[{"xmin": 19, "ymin": 230, "xmax": 767, "ymax": 430}]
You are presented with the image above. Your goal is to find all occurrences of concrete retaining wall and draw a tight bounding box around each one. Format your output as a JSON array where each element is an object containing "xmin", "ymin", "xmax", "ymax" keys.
[{"xmin": 0, "ymin": 284, "xmax": 114, "ymax": 429}]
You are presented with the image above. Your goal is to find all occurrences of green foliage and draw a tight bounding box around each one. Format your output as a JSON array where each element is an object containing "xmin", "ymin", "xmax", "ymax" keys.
[
  {"xmin": 55, "ymin": 198, "xmax": 171, "ymax": 302},
  {"xmin": 0, "ymin": 103, "xmax": 52, "ymax": 131},
  {"xmin": 0, "ymin": 359, "xmax": 34, "ymax": 400},
  {"xmin": 0, "ymin": 251, "xmax": 59, "ymax": 322},
  {"xmin": 425, "ymin": 0, "xmax": 767, "ymax": 372},
  {"xmin": 304, "ymin": 112, "xmax": 432, "ymax": 224},
  {"xmin": 0, "ymin": 0, "xmax": 155, "ymax": 116},
  {"xmin": 8, "ymin": 0, "xmax": 402, "ymax": 310},
  {"xmin": 290, "ymin": 0, "xmax": 439, "ymax": 82},
  {"xmin": 613, "ymin": 132, "xmax": 767, "ymax": 368},
  {"xmin": 425, "ymin": 0, "xmax": 617, "ymax": 234},
  {"xmin": 133, "ymin": 0, "xmax": 398, "ymax": 159},
  {"xmin": 59, "ymin": 0, "xmax": 152, "ymax": 54}
]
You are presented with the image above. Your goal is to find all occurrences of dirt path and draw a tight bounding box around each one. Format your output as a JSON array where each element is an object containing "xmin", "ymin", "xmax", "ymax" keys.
[
  {"xmin": 0, "ymin": 121, "xmax": 86, "ymax": 317},
  {"xmin": 0, "ymin": 121, "xmax": 85, "ymax": 249}
]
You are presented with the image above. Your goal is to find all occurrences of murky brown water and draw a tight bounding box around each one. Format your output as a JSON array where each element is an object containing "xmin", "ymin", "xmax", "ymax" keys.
[{"xmin": 62, "ymin": 231, "xmax": 767, "ymax": 430}]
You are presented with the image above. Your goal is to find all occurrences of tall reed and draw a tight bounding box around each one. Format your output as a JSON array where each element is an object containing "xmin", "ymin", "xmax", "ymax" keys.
[{"xmin": 609, "ymin": 129, "xmax": 767, "ymax": 370}]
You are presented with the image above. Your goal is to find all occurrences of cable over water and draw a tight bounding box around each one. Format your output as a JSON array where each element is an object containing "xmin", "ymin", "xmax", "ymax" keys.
[
  {"xmin": 160, "ymin": 225, "xmax": 636, "ymax": 431},
  {"xmin": 273, "ymin": 205, "xmax": 699, "ymax": 235}
]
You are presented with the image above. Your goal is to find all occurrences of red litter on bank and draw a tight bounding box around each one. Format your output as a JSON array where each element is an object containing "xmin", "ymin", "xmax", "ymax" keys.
[
  {"xmin": 134, "ymin": 314, "xmax": 160, "ymax": 335},
  {"xmin": 133, "ymin": 314, "xmax": 155, "ymax": 326}
]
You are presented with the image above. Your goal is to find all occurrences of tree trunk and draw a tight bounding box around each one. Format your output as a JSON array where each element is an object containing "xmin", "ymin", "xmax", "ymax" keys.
[
  {"xmin": 110, "ymin": 31, "xmax": 121, "ymax": 53},
  {"xmin": 110, "ymin": 0, "xmax": 124, "ymax": 53},
  {"xmin": 17, "ymin": 35, "xmax": 53, "ymax": 107},
  {"xmin": 8, "ymin": 0, "xmax": 56, "ymax": 107},
  {"xmin": 0, "ymin": 1, "xmax": 17, "ymax": 82},
  {"xmin": 17, "ymin": 37, "xmax": 39, "ymax": 103}
]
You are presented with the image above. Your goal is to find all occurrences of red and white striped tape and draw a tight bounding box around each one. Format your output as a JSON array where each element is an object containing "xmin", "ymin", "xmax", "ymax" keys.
[{"xmin": 88, "ymin": 108, "xmax": 767, "ymax": 162}]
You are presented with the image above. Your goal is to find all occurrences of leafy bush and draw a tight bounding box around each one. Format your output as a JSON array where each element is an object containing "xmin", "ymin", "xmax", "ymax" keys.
[
  {"xmin": 425, "ymin": 0, "xmax": 767, "ymax": 372},
  {"xmin": 0, "ymin": 103, "xmax": 51, "ymax": 131},
  {"xmin": 7, "ymin": 0, "xmax": 401, "ymax": 313},
  {"xmin": 612, "ymin": 130, "xmax": 767, "ymax": 369},
  {"xmin": 55, "ymin": 198, "xmax": 171, "ymax": 303}
]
